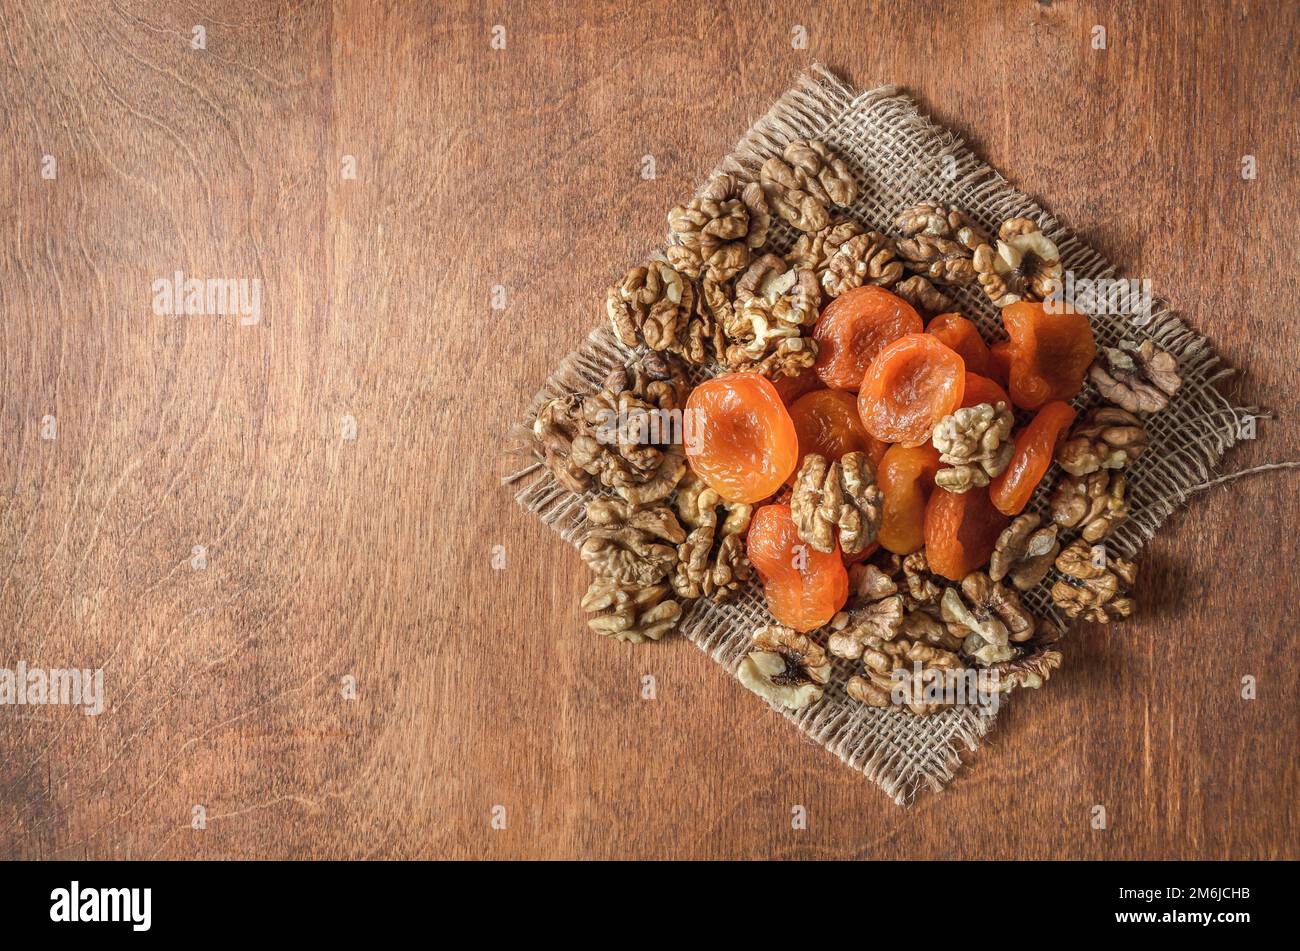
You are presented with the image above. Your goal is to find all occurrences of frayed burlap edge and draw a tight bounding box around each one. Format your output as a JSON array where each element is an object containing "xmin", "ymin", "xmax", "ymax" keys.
[{"xmin": 502, "ymin": 65, "xmax": 1257, "ymax": 805}]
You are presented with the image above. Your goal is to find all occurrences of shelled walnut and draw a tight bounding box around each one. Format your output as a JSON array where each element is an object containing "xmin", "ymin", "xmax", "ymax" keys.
[
  {"xmin": 692, "ymin": 272, "xmax": 735, "ymax": 358},
  {"xmin": 989, "ymin": 513, "xmax": 1060, "ymax": 591},
  {"xmin": 579, "ymin": 498, "xmax": 686, "ymax": 586},
  {"xmin": 785, "ymin": 218, "xmax": 864, "ymax": 273},
  {"xmin": 940, "ymin": 571, "xmax": 1036, "ymax": 666},
  {"xmin": 581, "ymin": 577, "xmax": 682, "ymax": 644},
  {"xmin": 723, "ymin": 253, "xmax": 822, "ymax": 377},
  {"xmin": 790, "ymin": 452, "xmax": 882, "ymax": 555},
  {"xmin": 895, "ymin": 549, "xmax": 944, "ymax": 608},
  {"xmin": 1056, "ymin": 407, "xmax": 1148, "ymax": 477},
  {"xmin": 847, "ymin": 635, "xmax": 965, "ymax": 716},
  {"xmin": 894, "ymin": 201, "xmax": 989, "ymax": 250},
  {"xmin": 672, "ymin": 473, "xmax": 753, "ymax": 602},
  {"xmin": 893, "ymin": 201, "xmax": 985, "ymax": 287},
  {"xmin": 895, "ymin": 234, "xmax": 977, "ymax": 284},
  {"xmin": 901, "ymin": 607, "xmax": 965, "ymax": 652},
  {"xmin": 759, "ymin": 139, "xmax": 859, "ymax": 233},
  {"xmin": 932, "ymin": 402, "xmax": 1014, "ymax": 492},
  {"xmin": 733, "ymin": 254, "xmax": 822, "ymax": 327},
  {"xmin": 847, "ymin": 561, "xmax": 899, "ymax": 601},
  {"xmin": 736, "ymin": 625, "xmax": 832, "ymax": 708},
  {"xmin": 972, "ymin": 217, "xmax": 1063, "ymax": 306},
  {"xmin": 820, "ymin": 231, "xmax": 904, "ymax": 296},
  {"xmin": 607, "ymin": 258, "xmax": 730, "ymax": 366},
  {"xmin": 1051, "ymin": 539, "xmax": 1137, "ymax": 623},
  {"xmin": 1089, "ymin": 339, "xmax": 1182, "ymax": 414},
  {"xmin": 728, "ymin": 336, "xmax": 818, "ymax": 379},
  {"xmin": 827, "ymin": 565, "xmax": 905, "ymax": 660},
  {"xmin": 986, "ymin": 641, "xmax": 1064, "ymax": 694},
  {"xmin": 602, "ymin": 350, "xmax": 689, "ymax": 413},
  {"xmin": 1050, "ymin": 470, "xmax": 1129, "ymax": 542},
  {"xmin": 606, "ymin": 259, "xmax": 696, "ymax": 354},
  {"xmin": 559, "ymin": 353, "xmax": 691, "ymax": 505},
  {"xmin": 891, "ymin": 274, "xmax": 952, "ymax": 316},
  {"xmin": 666, "ymin": 173, "xmax": 771, "ymax": 280},
  {"xmin": 531, "ymin": 394, "xmax": 593, "ymax": 494}
]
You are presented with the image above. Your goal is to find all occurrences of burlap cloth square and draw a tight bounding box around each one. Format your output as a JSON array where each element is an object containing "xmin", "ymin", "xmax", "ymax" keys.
[{"xmin": 503, "ymin": 65, "xmax": 1255, "ymax": 804}]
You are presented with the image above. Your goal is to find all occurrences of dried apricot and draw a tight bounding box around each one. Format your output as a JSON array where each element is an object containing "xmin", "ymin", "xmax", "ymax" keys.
[
  {"xmin": 926, "ymin": 312, "xmax": 990, "ymax": 377},
  {"xmin": 842, "ymin": 541, "xmax": 880, "ymax": 566},
  {"xmin": 988, "ymin": 341, "xmax": 1013, "ymax": 389},
  {"xmin": 924, "ymin": 484, "xmax": 1010, "ymax": 581},
  {"xmin": 788, "ymin": 389, "xmax": 888, "ymax": 482},
  {"xmin": 747, "ymin": 503, "xmax": 849, "ymax": 631},
  {"xmin": 857, "ymin": 333, "xmax": 965, "ymax": 447},
  {"xmin": 876, "ymin": 443, "xmax": 942, "ymax": 554},
  {"xmin": 988, "ymin": 400, "xmax": 1076, "ymax": 515},
  {"xmin": 812, "ymin": 285, "xmax": 922, "ymax": 391},
  {"xmin": 1001, "ymin": 301, "xmax": 1097, "ymax": 409},
  {"xmin": 685, "ymin": 372, "xmax": 798, "ymax": 504},
  {"xmin": 959, "ymin": 372, "xmax": 1011, "ymax": 409},
  {"xmin": 772, "ymin": 365, "xmax": 823, "ymax": 405}
]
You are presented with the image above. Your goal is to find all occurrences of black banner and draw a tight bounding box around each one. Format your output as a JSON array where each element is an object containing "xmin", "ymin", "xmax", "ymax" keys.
[{"xmin": 0, "ymin": 860, "xmax": 1283, "ymax": 937}]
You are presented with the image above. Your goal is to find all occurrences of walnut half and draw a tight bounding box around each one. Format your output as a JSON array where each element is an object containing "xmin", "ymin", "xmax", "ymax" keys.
[
  {"xmin": 1056, "ymin": 407, "xmax": 1148, "ymax": 477},
  {"xmin": 1051, "ymin": 539, "xmax": 1137, "ymax": 623},
  {"xmin": 972, "ymin": 218, "xmax": 1063, "ymax": 306},
  {"xmin": 759, "ymin": 139, "xmax": 859, "ymax": 233},
  {"xmin": 736, "ymin": 626, "xmax": 832, "ymax": 708},
  {"xmin": 940, "ymin": 571, "xmax": 1036, "ymax": 666},
  {"xmin": 581, "ymin": 577, "xmax": 682, "ymax": 644},
  {"xmin": 672, "ymin": 473, "xmax": 753, "ymax": 602},
  {"xmin": 1050, "ymin": 470, "xmax": 1129, "ymax": 543},
  {"xmin": 932, "ymin": 402, "xmax": 1014, "ymax": 493},
  {"xmin": 666, "ymin": 173, "xmax": 770, "ymax": 280},
  {"xmin": 790, "ymin": 452, "xmax": 882, "ymax": 555},
  {"xmin": 1089, "ymin": 340, "xmax": 1182, "ymax": 414},
  {"xmin": 579, "ymin": 498, "xmax": 686, "ymax": 586},
  {"xmin": 826, "ymin": 588, "xmax": 905, "ymax": 660},
  {"xmin": 723, "ymin": 254, "xmax": 822, "ymax": 379},
  {"xmin": 989, "ymin": 513, "xmax": 1060, "ymax": 591},
  {"xmin": 821, "ymin": 231, "xmax": 903, "ymax": 296},
  {"xmin": 891, "ymin": 274, "xmax": 952, "ymax": 317}
]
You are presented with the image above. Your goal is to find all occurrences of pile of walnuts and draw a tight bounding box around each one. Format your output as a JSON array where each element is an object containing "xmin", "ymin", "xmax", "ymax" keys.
[{"xmin": 528, "ymin": 137, "xmax": 1183, "ymax": 718}]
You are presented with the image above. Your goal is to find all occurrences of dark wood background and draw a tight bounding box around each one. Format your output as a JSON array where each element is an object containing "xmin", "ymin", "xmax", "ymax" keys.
[{"xmin": 1, "ymin": 0, "xmax": 1296, "ymax": 859}]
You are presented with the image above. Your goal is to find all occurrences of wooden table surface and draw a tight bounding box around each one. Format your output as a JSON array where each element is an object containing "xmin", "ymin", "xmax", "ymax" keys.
[{"xmin": 2, "ymin": 0, "xmax": 1297, "ymax": 860}]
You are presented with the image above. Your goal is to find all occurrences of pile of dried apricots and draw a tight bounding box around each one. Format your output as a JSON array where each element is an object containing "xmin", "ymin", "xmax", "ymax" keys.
[{"xmin": 533, "ymin": 138, "xmax": 1183, "ymax": 716}]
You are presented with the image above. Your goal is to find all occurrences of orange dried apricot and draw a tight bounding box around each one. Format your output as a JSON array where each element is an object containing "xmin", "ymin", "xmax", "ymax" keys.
[
  {"xmin": 959, "ymin": 371, "xmax": 1011, "ymax": 409},
  {"xmin": 747, "ymin": 503, "xmax": 849, "ymax": 632},
  {"xmin": 857, "ymin": 333, "xmax": 965, "ymax": 447},
  {"xmin": 876, "ymin": 443, "xmax": 942, "ymax": 555},
  {"xmin": 772, "ymin": 365, "xmax": 823, "ymax": 405},
  {"xmin": 987, "ymin": 341, "xmax": 1013, "ymax": 389},
  {"xmin": 926, "ymin": 312, "xmax": 991, "ymax": 377},
  {"xmin": 788, "ymin": 389, "xmax": 888, "ymax": 481},
  {"xmin": 988, "ymin": 400, "xmax": 1077, "ymax": 516},
  {"xmin": 812, "ymin": 285, "xmax": 922, "ymax": 391},
  {"xmin": 1001, "ymin": 301, "xmax": 1097, "ymax": 409},
  {"xmin": 685, "ymin": 372, "xmax": 798, "ymax": 504},
  {"xmin": 924, "ymin": 484, "xmax": 1010, "ymax": 581},
  {"xmin": 842, "ymin": 541, "xmax": 880, "ymax": 566}
]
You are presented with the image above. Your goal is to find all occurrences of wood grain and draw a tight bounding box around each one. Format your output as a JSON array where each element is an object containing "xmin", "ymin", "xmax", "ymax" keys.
[{"xmin": 1, "ymin": 0, "xmax": 1296, "ymax": 860}]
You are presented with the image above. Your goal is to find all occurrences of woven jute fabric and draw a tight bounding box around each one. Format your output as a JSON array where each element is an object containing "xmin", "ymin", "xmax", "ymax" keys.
[{"xmin": 503, "ymin": 65, "xmax": 1253, "ymax": 804}]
